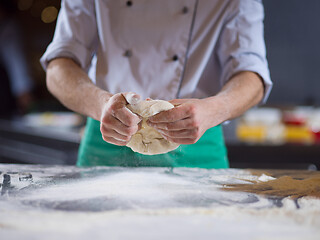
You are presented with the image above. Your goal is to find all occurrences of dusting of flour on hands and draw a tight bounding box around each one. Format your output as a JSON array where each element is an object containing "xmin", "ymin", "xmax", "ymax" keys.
[{"xmin": 126, "ymin": 100, "xmax": 180, "ymax": 155}]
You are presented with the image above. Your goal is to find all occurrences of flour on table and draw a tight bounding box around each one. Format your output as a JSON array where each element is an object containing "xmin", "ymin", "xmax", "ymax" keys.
[{"xmin": 126, "ymin": 100, "xmax": 180, "ymax": 155}]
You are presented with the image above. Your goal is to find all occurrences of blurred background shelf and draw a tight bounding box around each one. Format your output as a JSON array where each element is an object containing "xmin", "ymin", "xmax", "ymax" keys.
[
  {"xmin": 227, "ymin": 143, "xmax": 319, "ymax": 170},
  {"xmin": 0, "ymin": 117, "xmax": 319, "ymax": 170},
  {"xmin": 0, "ymin": 118, "xmax": 80, "ymax": 165}
]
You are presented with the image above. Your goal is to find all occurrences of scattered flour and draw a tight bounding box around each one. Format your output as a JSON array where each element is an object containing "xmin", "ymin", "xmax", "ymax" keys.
[{"xmin": 0, "ymin": 165, "xmax": 319, "ymax": 240}]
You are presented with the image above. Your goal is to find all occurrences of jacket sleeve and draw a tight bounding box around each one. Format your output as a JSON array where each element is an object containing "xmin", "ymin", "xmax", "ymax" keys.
[
  {"xmin": 217, "ymin": 0, "xmax": 273, "ymax": 103},
  {"xmin": 40, "ymin": 0, "xmax": 98, "ymax": 72}
]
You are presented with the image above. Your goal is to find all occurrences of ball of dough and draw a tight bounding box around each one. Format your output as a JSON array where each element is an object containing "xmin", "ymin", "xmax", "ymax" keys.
[{"xmin": 126, "ymin": 100, "xmax": 180, "ymax": 155}]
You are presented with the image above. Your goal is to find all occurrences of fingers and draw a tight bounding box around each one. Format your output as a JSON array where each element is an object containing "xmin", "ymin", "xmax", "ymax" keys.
[
  {"xmin": 101, "ymin": 115, "xmax": 138, "ymax": 136},
  {"xmin": 147, "ymin": 101, "xmax": 205, "ymax": 144},
  {"xmin": 113, "ymin": 106, "xmax": 141, "ymax": 127},
  {"xmin": 147, "ymin": 118, "xmax": 196, "ymax": 131},
  {"xmin": 106, "ymin": 93, "xmax": 141, "ymax": 126},
  {"xmin": 100, "ymin": 95, "xmax": 203, "ymax": 146},
  {"xmin": 101, "ymin": 136, "xmax": 128, "ymax": 146},
  {"xmin": 157, "ymin": 128, "xmax": 199, "ymax": 139},
  {"xmin": 101, "ymin": 128, "xmax": 137, "ymax": 145},
  {"xmin": 155, "ymin": 127, "xmax": 201, "ymax": 144},
  {"xmin": 149, "ymin": 104, "xmax": 193, "ymax": 123},
  {"xmin": 100, "ymin": 92, "xmax": 143, "ymax": 146},
  {"xmin": 169, "ymin": 99, "xmax": 190, "ymax": 106},
  {"xmin": 149, "ymin": 115, "xmax": 202, "ymax": 145},
  {"xmin": 100, "ymin": 117, "xmax": 139, "ymax": 145},
  {"xmin": 122, "ymin": 92, "xmax": 141, "ymax": 105},
  {"xmin": 162, "ymin": 135, "xmax": 199, "ymax": 145}
]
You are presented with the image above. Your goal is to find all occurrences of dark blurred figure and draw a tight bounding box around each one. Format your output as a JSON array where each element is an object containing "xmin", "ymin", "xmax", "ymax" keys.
[{"xmin": 0, "ymin": 0, "xmax": 34, "ymax": 117}]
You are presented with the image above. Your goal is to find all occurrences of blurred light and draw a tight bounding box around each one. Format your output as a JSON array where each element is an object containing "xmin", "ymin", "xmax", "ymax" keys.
[
  {"xmin": 18, "ymin": 0, "xmax": 34, "ymax": 11},
  {"xmin": 41, "ymin": 6, "xmax": 58, "ymax": 24}
]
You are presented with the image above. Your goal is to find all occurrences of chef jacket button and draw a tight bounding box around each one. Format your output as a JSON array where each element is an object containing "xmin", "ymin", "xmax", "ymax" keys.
[
  {"xmin": 182, "ymin": 6, "xmax": 189, "ymax": 14},
  {"xmin": 172, "ymin": 55, "xmax": 179, "ymax": 61},
  {"xmin": 124, "ymin": 50, "xmax": 132, "ymax": 57},
  {"xmin": 126, "ymin": 1, "xmax": 133, "ymax": 7}
]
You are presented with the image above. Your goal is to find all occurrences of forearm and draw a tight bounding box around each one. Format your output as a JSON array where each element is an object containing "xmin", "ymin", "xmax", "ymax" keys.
[
  {"xmin": 46, "ymin": 58, "xmax": 112, "ymax": 121},
  {"xmin": 148, "ymin": 71, "xmax": 264, "ymax": 144},
  {"xmin": 204, "ymin": 71, "xmax": 264, "ymax": 127}
]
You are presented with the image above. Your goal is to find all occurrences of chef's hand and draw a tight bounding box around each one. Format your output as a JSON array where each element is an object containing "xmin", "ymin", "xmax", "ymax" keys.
[
  {"xmin": 100, "ymin": 92, "xmax": 142, "ymax": 146},
  {"xmin": 147, "ymin": 99, "xmax": 215, "ymax": 144}
]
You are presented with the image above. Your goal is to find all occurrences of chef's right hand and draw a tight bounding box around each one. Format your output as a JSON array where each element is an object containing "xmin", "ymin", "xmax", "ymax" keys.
[{"xmin": 100, "ymin": 92, "xmax": 141, "ymax": 146}]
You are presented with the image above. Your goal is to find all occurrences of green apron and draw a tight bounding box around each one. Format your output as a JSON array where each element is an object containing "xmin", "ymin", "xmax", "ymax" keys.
[{"xmin": 77, "ymin": 117, "xmax": 229, "ymax": 168}]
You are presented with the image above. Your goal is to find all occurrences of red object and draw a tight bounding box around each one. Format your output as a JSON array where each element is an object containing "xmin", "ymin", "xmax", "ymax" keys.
[
  {"xmin": 312, "ymin": 130, "xmax": 320, "ymax": 143},
  {"xmin": 282, "ymin": 113, "xmax": 306, "ymax": 126}
]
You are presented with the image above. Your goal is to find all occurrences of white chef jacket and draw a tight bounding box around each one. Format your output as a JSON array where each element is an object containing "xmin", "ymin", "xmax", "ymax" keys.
[{"xmin": 40, "ymin": 0, "xmax": 272, "ymax": 102}]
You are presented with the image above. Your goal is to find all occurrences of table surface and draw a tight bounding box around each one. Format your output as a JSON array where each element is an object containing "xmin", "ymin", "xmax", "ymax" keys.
[{"xmin": 0, "ymin": 164, "xmax": 319, "ymax": 240}]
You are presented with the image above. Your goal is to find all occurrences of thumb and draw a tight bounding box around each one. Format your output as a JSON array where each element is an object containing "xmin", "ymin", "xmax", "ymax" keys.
[
  {"xmin": 169, "ymin": 99, "xmax": 186, "ymax": 106},
  {"xmin": 122, "ymin": 92, "xmax": 141, "ymax": 105}
]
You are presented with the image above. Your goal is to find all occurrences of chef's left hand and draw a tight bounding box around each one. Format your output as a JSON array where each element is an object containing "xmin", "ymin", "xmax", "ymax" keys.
[{"xmin": 147, "ymin": 99, "xmax": 214, "ymax": 144}]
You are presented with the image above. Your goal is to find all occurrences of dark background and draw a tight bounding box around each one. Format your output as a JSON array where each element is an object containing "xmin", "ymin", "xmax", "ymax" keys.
[{"xmin": 264, "ymin": 0, "xmax": 320, "ymax": 106}]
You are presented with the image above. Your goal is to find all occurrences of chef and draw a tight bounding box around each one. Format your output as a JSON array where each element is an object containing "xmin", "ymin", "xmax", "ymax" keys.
[{"xmin": 40, "ymin": 0, "xmax": 272, "ymax": 168}]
